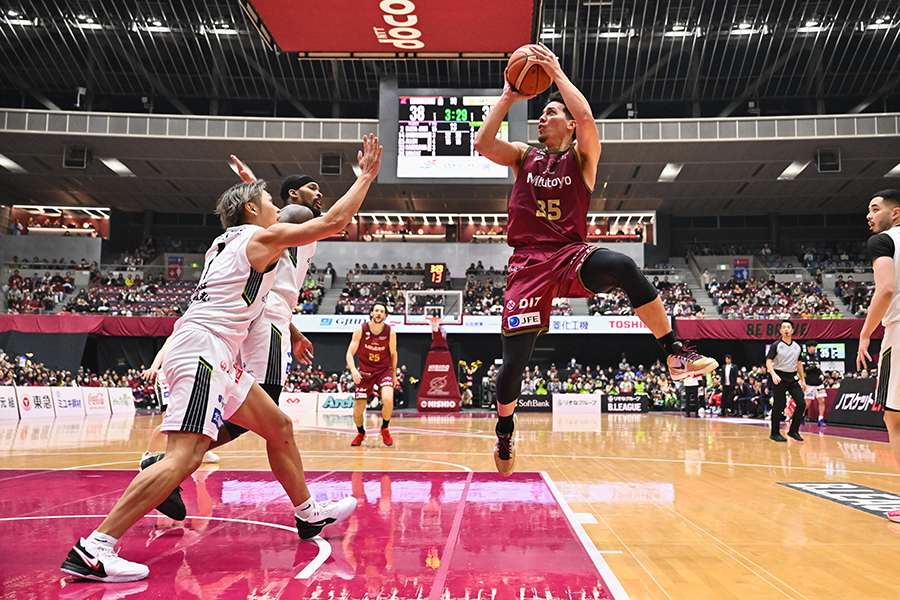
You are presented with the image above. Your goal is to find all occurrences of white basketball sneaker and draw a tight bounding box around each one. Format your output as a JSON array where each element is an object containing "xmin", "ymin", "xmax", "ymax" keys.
[
  {"xmin": 61, "ymin": 539, "xmax": 149, "ymax": 582},
  {"xmin": 295, "ymin": 497, "xmax": 358, "ymax": 539}
]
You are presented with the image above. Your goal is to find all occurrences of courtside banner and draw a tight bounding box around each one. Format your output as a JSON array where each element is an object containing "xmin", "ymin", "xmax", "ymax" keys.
[
  {"xmin": 602, "ymin": 394, "xmax": 650, "ymax": 413},
  {"xmin": 0, "ymin": 386, "xmax": 18, "ymax": 420},
  {"xmin": 675, "ymin": 318, "xmax": 874, "ymax": 340},
  {"xmin": 317, "ymin": 393, "xmax": 355, "ymax": 414},
  {"xmin": 827, "ymin": 378, "xmax": 884, "ymax": 430},
  {"xmin": 293, "ymin": 314, "xmax": 653, "ymax": 335},
  {"xmin": 16, "ymin": 386, "xmax": 54, "ymax": 420},
  {"xmin": 517, "ymin": 395, "xmax": 552, "ymax": 413},
  {"xmin": 107, "ymin": 387, "xmax": 136, "ymax": 415},
  {"xmin": 418, "ymin": 348, "xmax": 461, "ymax": 413},
  {"xmin": 279, "ymin": 392, "xmax": 318, "ymax": 415},
  {"xmin": 553, "ymin": 393, "xmax": 602, "ymax": 414},
  {"xmin": 51, "ymin": 387, "xmax": 85, "ymax": 418},
  {"xmin": 81, "ymin": 387, "xmax": 112, "ymax": 416},
  {"xmin": 241, "ymin": 0, "xmax": 534, "ymax": 56}
]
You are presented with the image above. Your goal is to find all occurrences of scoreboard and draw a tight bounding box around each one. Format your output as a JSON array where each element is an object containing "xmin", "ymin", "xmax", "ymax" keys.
[{"xmin": 397, "ymin": 94, "xmax": 509, "ymax": 179}]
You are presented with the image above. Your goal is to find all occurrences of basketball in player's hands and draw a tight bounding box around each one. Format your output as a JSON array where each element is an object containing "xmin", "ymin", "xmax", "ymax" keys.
[
  {"xmin": 506, "ymin": 45, "xmax": 552, "ymax": 95},
  {"xmin": 279, "ymin": 204, "xmax": 316, "ymax": 224}
]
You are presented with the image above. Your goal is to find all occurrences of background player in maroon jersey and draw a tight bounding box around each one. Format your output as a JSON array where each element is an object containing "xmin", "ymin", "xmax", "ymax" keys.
[
  {"xmin": 346, "ymin": 301, "xmax": 398, "ymax": 446},
  {"xmin": 474, "ymin": 43, "xmax": 717, "ymax": 476}
]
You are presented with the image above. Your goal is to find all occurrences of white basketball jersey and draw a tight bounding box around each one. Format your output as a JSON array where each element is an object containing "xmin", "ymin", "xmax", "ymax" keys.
[
  {"xmin": 884, "ymin": 226, "xmax": 900, "ymax": 326},
  {"xmin": 269, "ymin": 241, "xmax": 316, "ymax": 311},
  {"xmin": 175, "ymin": 224, "xmax": 277, "ymax": 355}
]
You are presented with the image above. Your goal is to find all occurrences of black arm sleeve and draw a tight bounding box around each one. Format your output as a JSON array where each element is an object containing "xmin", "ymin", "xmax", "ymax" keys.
[
  {"xmin": 766, "ymin": 341, "xmax": 780, "ymax": 361},
  {"xmin": 868, "ymin": 233, "xmax": 895, "ymax": 260}
]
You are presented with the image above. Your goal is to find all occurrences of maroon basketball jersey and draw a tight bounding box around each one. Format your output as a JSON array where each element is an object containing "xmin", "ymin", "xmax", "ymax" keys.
[
  {"xmin": 507, "ymin": 146, "xmax": 591, "ymax": 248},
  {"xmin": 358, "ymin": 321, "xmax": 392, "ymax": 371}
]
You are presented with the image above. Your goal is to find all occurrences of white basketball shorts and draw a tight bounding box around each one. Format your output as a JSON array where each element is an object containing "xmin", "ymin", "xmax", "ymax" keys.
[
  {"xmin": 161, "ymin": 324, "xmax": 255, "ymax": 439},
  {"xmin": 237, "ymin": 300, "xmax": 292, "ymax": 388},
  {"xmin": 876, "ymin": 322, "xmax": 900, "ymax": 412},
  {"xmin": 803, "ymin": 384, "xmax": 826, "ymax": 401}
]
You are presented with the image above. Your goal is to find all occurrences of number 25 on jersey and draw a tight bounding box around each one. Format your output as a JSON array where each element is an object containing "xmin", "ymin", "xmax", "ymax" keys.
[{"xmin": 535, "ymin": 199, "xmax": 561, "ymax": 221}]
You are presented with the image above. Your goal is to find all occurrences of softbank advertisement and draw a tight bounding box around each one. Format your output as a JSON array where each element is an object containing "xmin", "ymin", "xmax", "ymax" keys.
[{"xmin": 292, "ymin": 314, "xmax": 652, "ymax": 335}]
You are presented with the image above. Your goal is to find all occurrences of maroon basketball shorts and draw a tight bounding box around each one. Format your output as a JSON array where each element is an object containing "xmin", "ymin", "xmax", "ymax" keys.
[
  {"xmin": 502, "ymin": 243, "xmax": 598, "ymax": 336},
  {"xmin": 355, "ymin": 367, "xmax": 394, "ymax": 400}
]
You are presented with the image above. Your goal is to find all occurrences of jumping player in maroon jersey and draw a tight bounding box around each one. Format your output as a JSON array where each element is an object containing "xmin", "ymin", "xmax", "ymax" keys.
[
  {"xmin": 346, "ymin": 301, "xmax": 398, "ymax": 446},
  {"xmin": 474, "ymin": 43, "xmax": 718, "ymax": 476}
]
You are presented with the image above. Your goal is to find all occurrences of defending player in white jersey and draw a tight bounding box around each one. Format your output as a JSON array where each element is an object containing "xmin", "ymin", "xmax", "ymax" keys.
[
  {"xmin": 858, "ymin": 189, "xmax": 900, "ymax": 523},
  {"xmin": 61, "ymin": 135, "xmax": 382, "ymax": 583}
]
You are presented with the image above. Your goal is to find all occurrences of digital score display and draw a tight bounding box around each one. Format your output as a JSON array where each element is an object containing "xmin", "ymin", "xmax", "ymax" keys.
[
  {"xmin": 816, "ymin": 343, "xmax": 845, "ymax": 360},
  {"xmin": 397, "ymin": 95, "xmax": 508, "ymax": 179},
  {"xmin": 425, "ymin": 263, "xmax": 449, "ymax": 287}
]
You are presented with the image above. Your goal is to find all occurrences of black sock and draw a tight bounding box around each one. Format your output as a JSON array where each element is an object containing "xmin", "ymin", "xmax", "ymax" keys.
[
  {"xmin": 657, "ymin": 331, "xmax": 679, "ymax": 355},
  {"xmin": 357, "ymin": 425, "xmax": 365, "ymax": 435},
  {"xmin": 381, "ymin": 419, "xmax": 390, "ymax": 430},
  {"xmin": 496, "ymin": 414, "xmax": 515, "ymax": 436}
]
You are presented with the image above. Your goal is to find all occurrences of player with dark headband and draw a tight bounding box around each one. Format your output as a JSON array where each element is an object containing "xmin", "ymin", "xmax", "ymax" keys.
[{"xmin": 474, "ymin": 42, "xmax": 718, "ymax": 476}]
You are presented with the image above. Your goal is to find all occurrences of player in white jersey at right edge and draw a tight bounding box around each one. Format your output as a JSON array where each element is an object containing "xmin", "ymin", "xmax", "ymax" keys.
[
  {"xmin": 858, "ymin": 189, "xmax": 900, "ymax": 523},
  {"xmin": 60, "ymin": 134, "xmax": 382, "ymax": 583}
]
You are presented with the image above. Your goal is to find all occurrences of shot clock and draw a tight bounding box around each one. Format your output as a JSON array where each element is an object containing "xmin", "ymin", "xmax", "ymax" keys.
[{"xmin": 425, "ymin": 263, "xmax": 449, "ymax": 288}]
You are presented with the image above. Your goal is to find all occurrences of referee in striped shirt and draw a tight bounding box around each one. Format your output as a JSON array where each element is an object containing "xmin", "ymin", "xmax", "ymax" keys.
[{"xmin": 766, "ymin": 319, "xmax": 808, "ymax": 442}]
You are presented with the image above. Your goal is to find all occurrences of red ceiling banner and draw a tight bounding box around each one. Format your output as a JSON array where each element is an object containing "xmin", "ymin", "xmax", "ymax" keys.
[{"xmin": 240, "ymin": 0, "xmax": 536, "ymax": 56}]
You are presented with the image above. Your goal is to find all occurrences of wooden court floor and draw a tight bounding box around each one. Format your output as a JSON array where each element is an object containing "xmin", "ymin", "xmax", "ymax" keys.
[{"xmin": 2, "ymin": 410, "xmax": 899, "ymax": 599}]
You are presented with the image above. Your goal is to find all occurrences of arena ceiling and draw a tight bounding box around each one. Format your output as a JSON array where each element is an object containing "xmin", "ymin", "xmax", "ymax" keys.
[{"xmin": 0, "ymin": 0, "xmax": 899, "ymax": 217}]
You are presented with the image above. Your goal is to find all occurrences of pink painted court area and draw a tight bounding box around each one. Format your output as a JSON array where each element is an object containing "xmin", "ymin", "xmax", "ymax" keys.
[{"xmin": 0, "ymin": 469, "xmax": 615, "ymax": 599}]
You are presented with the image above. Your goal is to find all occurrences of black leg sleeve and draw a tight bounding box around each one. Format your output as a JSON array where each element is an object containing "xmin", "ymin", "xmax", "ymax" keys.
[
  {"xmin": 496, "ymin": 331, "xmax": 539, "ymax": 405},
  {"xmin": 223, "ymin": 383, "xmax": 283, "ymax": 440},
  {"xmin": 579, "ymin": 249, "xmax": 659, "ymax": 309}
]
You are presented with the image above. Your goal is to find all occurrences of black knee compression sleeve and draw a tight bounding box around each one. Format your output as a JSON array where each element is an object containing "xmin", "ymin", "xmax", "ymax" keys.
[
  {"xmin": 580, "ymin": 249, "xmax": 658, "ymax": 308},
  {"xmin": 223, "ymin": 383, "xmax": 283, "ymax": 440},
  {"xmin": 496, "ymin": 332, "xmax": 538, "ymax": 405}
]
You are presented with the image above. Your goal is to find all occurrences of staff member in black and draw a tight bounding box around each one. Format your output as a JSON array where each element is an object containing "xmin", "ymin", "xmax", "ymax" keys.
[{"xmin": 766, "ymin": 319, "xmax": 808, "ymax": 442}]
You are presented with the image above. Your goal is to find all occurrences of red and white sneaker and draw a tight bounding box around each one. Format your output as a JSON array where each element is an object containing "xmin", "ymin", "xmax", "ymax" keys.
[
  {"xmin": 381, "ymin": 428, "xmax": 393, "ymax": 446},
  {"xmin": 350, "ymin": 432, "xmax": 366, "ymax": 446},
  {"xmin": 667, "ymin": 342, "xmax": 718, "ymax": 381},
  {"xmin": 887, "ymin": 510, "xmax": 900, "ymax": 523}
]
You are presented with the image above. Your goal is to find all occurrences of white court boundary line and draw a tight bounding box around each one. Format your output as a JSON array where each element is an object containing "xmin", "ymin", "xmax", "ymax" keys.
[
  {"xmin": 0, "ymin": 514, "xmax": 332, "ymax": 580},
  {"xmin": 541, "ymin": 472, "xmax": 631, "ymax": 600}
]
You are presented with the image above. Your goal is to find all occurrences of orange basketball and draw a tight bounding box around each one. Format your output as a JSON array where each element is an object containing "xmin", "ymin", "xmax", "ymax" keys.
[{"xmin": 506, "ymin": 44, "xmax": 552, "ymax": 95}]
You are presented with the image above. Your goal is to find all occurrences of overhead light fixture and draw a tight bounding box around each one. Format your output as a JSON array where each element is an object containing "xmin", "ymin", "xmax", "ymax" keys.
[
  {"xmin": 539, "ymin": 31, "xmax": 562, "ymax": 39},
  {"xmin": 99, "ymin": 158, "xmax": 135, "ymax": 177},
  {"xmin": 777, "ymin": 160, "xmax": 811, "ymax": 180},
  {"xmin": 867, "ymin": 18, "xmax": 894, "ymax": 30},
  {"xmin": 658, "ymin": 163, "xmax": 683, "ymax": 182},
  {"xmin": 0, "ymin": 154, "xmax": 26, "ymax": 173},
  {"xmin": 884, "ymin": 162, "xmax": 900, "ymax": 177},
  {"xmin": 664, "ymin": 26, "xmax": 699, "ymax": 37},
  {"xmin": 798, "ymin": 20, "xmax": 826, "ymax": 33}
]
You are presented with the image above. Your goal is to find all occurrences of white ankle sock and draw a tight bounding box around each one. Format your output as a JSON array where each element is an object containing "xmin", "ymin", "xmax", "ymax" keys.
[
  {"xmin": 294, "ymin": 498, "xmax": 317, "ymax": 519},
  {"xmin": 86, "ymin": 530, "xmax": 118, "ymax": 548}
]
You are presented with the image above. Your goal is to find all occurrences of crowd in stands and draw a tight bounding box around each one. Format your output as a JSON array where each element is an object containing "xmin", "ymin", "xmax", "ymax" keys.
[
  {"xmin": 348, "ymin": 262, "xmax": 424, "ymax": 276},
  {"xmin": 5, "ymin": 269, "xmax": 74, "ymax": 313},
  {"xmin": 588, "ymin": 277, "xmax": 703, "ymax": 317},
  {"xmin": 0, "ymin": 348, "xmax": 141, "ymax": 389},
  {"xmin": 706, "ymin": 275, "xmax": 842, "ymax": 319},
  {"xmin": 336, "ymin": 277, "xmax": 426, "ymax": 315},
  {"xmin": 799, "ymin": 243, "xmax": 870, "ymax": 278},
  {"xmin": 834, "ymin": 275, "xmax": 874, "ymax": 316},
  {"xmin": 481, "ymin": 356, "xmax": 682, "ymax": 408}
]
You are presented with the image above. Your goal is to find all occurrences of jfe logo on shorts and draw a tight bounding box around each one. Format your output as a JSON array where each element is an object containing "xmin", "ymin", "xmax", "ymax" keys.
[{"xmin": 508, "ymin": 312, "xmax": 541, "ymax": 329}]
